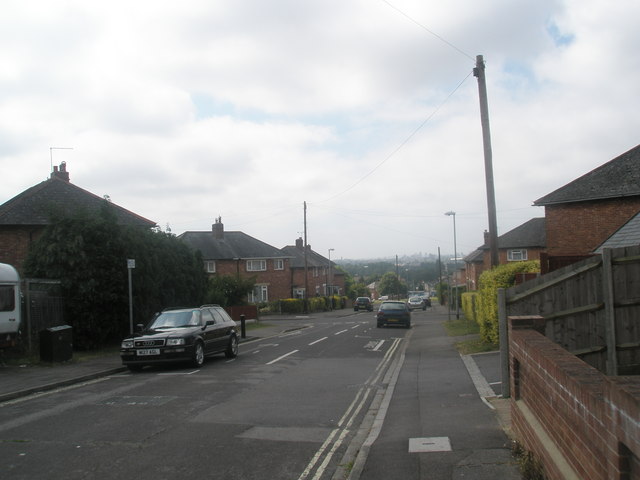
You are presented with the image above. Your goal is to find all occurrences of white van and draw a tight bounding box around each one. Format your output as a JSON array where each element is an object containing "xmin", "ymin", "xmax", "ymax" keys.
[{"xmin": 0, "ymin": 263, "xmax": 21, "ymax": 348}]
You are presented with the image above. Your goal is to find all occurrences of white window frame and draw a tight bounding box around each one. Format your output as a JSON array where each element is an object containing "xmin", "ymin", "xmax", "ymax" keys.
[
  {"xmin": 507, "ymin": 249, "xmax": 528, "ymax": 261},
  {"xmin": 274, "ymin": 259, "xmax": 284, "ymax": 270},
  {"xmin": 249, "ymin": 284, "xmax": 268, "ymax": 303},
  {"xmin": 205, "ymin": 260, "xmax": 216, "ymax": 273},
  {"xmin": 247, "ymin": 259, "xmax": 267, "ymax": 272}
]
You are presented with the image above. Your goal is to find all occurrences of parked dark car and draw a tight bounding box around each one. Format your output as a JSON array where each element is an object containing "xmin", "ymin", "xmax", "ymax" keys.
[
  {"xmin": 354, "ymin": 297, "xmax": 373, "ymax": 312},
  {"xmin": 120, "ymin": 305, "xmax": 238, "ymax": 371},
  {"xmin": 407, "ymin": 296, "xmax": 426, "ymax": 311},
  {"xmin": 376, "ymin": 301, "xmax": 411, "ymax": 328}
]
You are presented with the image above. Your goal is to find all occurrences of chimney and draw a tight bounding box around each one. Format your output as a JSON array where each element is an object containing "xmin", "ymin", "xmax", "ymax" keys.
[
  {"xmin": 51, "ymin": 162, "xmax": 70, "ymax": 182},
  {"xmin": 483, "ymin": 230, "xmax": 489, "ymax": 247},
  {"xmin": 295, "ymin": 237, "xmax": 303, "ymax": 250},
  {"xmin": 212, "ymin": 216, "xmax": 224, "ymax": 239}
]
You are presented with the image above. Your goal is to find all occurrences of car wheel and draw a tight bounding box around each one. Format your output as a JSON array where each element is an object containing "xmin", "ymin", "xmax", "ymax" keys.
[
  {"xmin": 225, "ymin": 334, "xmax": 239, "ymax": 358},
  {"xmin": 192, "ymin": 341, "xmax": 205, "ymax": 367},
  {"xmin": 127, "ymin": 364, "xmax": 143, "ymax": 372}
]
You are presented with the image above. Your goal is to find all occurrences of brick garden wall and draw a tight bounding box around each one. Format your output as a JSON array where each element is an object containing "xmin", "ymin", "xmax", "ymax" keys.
[{"xmin": 509, "ymin": 317, "xmax": 640, "ymax": 480}]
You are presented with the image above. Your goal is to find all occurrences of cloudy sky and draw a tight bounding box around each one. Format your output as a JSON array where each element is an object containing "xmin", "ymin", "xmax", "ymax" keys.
[{"xmin": 1, "ymin": 0, "xmax": 638, "ymax": 260}]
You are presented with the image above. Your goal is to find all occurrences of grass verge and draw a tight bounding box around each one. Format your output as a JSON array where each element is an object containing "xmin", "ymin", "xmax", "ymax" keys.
[{"xmin": 443, "ymin": 317, "xmax": 499, "ymax": 355}]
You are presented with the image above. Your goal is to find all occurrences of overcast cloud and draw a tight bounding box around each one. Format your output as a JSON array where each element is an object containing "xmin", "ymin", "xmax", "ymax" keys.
[{"xmin": 1, "ymin": 0, "xmax": 638, "ymax": 260}]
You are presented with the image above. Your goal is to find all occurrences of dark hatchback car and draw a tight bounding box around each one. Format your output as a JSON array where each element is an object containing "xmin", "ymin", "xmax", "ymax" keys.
[
  {"xmin": 120, "ymin": 305, "xmax": 238, "ymax": 371},
  {"xmin": 376, "ymin": 301, "xmax": 411, "ymax": 328},
  {"xmin": 354, "ymin": 297, "xmax": 373, "ymax": 312}
]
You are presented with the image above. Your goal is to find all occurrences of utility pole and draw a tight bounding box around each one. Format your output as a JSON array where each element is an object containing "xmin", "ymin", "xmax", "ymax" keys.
[
  {"xmin": 474, "ymin": 55, "xmax": 499, "ymax": 268},
  {"xmin": 303, "ymin": 201, "xmax": 309, "ymax": 313}
]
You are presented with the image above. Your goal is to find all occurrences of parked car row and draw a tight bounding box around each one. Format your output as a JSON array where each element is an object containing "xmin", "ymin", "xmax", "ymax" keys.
[{"xmin": 352, "ymin": 296, "xmax": 434, "ymax": 329}]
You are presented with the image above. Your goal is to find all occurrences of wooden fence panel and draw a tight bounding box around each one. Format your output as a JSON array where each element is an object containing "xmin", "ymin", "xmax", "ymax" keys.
[{"xmin": 505, "ymin": 245, "xmax": 640, "ymax": 375}]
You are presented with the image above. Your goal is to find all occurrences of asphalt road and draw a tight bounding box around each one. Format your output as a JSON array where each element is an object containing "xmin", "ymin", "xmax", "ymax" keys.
[{"xmin": 0, "ymin": 312, "xmax": 406, "ymax": 480}]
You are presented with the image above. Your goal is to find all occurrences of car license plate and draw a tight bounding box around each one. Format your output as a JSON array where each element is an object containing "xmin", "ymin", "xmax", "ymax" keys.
[
  {"xmin": 137, "ymin": 348, "xmax": 160, "ymax": 356},
  {"xmin": 388, "ymin": 318, "xmax": 398, "ymax": 322}
]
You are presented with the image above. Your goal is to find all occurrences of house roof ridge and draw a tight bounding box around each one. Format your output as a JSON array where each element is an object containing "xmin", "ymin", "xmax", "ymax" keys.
[{"xmin": 534, "ymin": 144, "xmax": 640, "ymax": 206}]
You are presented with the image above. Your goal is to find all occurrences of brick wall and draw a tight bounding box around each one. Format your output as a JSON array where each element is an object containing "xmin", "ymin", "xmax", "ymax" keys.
[
  {"xmin": 481, "ymin": 246, "xmax": 546, "ymax": 273},
  {"xmin": 0, "ymin": 226, "xmax": 42, "ymax": 273},
  {"xmin": 509, "ymin": 317, "xmax": 640, "ymax": 479},
  {"xmin": 211, "ymin": 258, "xmax": 292, "ymax": 301},
  {"xmin": 545, "ymin": 198, "xmax": 640, "ymax": 257}
]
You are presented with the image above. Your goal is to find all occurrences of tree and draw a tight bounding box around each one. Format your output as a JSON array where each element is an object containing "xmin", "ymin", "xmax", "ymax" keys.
[
  {"xmin": 205, "ymin": 275, "xmax": 256, "ymax": 306},
  {"xmin": 377, "ymin": 272, "xmax": 407, "ymax": 298},
  {"xmin": 23, "ymin": 204, "xmax": 207, "ymax": 349}
]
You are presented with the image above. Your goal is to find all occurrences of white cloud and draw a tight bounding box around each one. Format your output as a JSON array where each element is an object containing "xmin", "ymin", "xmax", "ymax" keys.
[{"xmin": 1, "ymin": 0, "xmax": 639, "ymax": 259}]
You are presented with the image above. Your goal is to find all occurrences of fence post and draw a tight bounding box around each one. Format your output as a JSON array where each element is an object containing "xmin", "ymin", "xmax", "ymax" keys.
[
  {"xmin": 498, "ymin": 288, "xmax": 510, "ymax": 398},
  {"xmin": 602, "ymin": 248, "xmax": 618, "ymax": 375}
]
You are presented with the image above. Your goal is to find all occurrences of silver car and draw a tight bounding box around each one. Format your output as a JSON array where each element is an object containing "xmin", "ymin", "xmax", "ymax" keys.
[{"xmin": 407, "ymin": 296, "xmax": 426, "ymax": 311}]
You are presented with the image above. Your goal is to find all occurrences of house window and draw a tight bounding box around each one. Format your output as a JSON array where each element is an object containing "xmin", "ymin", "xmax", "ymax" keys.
[
  {"xmin": 507, "ymin": 249, "xmax": 528, "ymax": 261},
  {"xmin": 293, "ymin": 288, "xmax": 305, "ymax": 299},
  {"xmin": 247, "ymin": 259, "xmax": 267, "ymax": 271},
  {"xmin": 274, "ymin": 259, "xmax": 284, "ymax": 270},
  {"xmin": 204, "ymin": 261, "xmax": 216, "ymax": 273},
  {"xmin": 249, "ymin": 284, "xmax": 268, "ymax": 303},
  {"xmin": 313, "ymin": 267, "xmax": 319, "ymax": 277}
]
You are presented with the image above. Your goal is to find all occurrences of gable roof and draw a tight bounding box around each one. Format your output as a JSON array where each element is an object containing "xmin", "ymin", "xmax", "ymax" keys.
[
  {"xmin": 480, "ymin": 218, "xmax": 546, "ymax": 250},
  {"xmin": 0, "ymin": 175, "xmax": 156, "ymax": 227},
  {"xmin": 281, "ymin": 244, "xmax": 334, "ymax": 269},
  {"xmin": 534, "ymin": 144, "xmax": 640, "ymax": 206},
  {"xmin": 593, "ymin": 212, "xmax": 640, "ymax": 253},
  {"xmin": 463, "ymin": 249, "xmax": 484, "ymax": 263},
  {"xmin": 179, "ymin": 230, "xmax": 289, "ymax": 260}
]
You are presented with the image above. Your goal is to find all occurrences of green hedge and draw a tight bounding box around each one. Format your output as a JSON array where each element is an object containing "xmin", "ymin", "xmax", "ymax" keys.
[
  {"xmin": 461, "ymin": 292, "xmax": 479, "ymax": 323},
  {"xmin": 260, "ymin": 296, "xmax": 348, "ymax": 315},
  {"xmin": 476, "ymin": 260, "xmax": 540, "ymax": 343}
]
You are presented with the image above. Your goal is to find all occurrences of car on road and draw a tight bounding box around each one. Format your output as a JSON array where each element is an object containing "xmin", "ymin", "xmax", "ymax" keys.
[
  {"xmin": 354, "ymin": 297, "xmax": 373, "ymax": 312},
  {"xmin": 120, "ymin": 304, "xmax": 239, "ymax": 371},
  {"xmin": 407, "ymin": 296, "xmax": 427, "ymax": 311},
  {"xmin": 376, "ymin": 301, "xmax": 411, "ymax": 328}
]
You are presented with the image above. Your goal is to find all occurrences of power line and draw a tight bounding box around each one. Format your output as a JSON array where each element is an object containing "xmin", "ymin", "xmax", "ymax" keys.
[
  {"xmin": 315, "ymin": 70, "xmax": 473, "ymax": 204},
  {"xmin": 381, "ymin": 0, "xmax": 475, "ymax": 62}
]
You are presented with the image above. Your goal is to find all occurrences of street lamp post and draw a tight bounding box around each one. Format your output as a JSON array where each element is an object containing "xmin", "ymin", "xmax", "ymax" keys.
[
  {"xmin": 327, "ymin": 248, "xmax": 334, "ymax": 309},
  {"xmin": 445, "ymin": 211, "xmax": 460, "ymax": 319}
]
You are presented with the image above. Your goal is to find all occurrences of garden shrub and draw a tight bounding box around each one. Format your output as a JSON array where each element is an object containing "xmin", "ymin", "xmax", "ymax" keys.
[
  {"xmin": 477, "ymin": 260, "xmax": 540, "ymax": 344},
  {"xmin": 461, "ymin": 292, "xmax": 479, "ymax": 323}
]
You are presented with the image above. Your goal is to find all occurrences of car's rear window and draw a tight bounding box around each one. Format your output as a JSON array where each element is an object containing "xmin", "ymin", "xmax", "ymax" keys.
[{"xmin": 380, "ymin": 303, "xmax": 406, "ymax": 311}]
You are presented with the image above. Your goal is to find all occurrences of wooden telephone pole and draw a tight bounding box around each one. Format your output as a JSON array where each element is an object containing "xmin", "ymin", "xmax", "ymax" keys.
[
  {"xmin": 474, "ymin": 55, "xmax": 499, "ymax": 268},
  {"xmin": 304, "ymin": 201, "xmax": 309, "ymax": 313}
]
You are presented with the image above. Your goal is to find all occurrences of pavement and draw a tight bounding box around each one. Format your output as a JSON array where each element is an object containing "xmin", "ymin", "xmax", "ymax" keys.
[{"xmin": 0, "ymin": 307, "xmax": 520, "ymax": 479}]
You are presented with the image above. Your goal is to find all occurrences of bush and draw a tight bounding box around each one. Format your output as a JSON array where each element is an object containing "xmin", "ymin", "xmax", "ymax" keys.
[
  {"xmin": 461, "ymin": 292, "xmax": 479, "ymax": 323},
  {"xmin": 476, "ymin": 261, "xmax": 540, "ymax": 343}
]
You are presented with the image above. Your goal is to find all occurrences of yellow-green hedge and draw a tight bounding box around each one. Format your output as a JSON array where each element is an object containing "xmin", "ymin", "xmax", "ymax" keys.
[
  {"xmin": 461, "ymin": 292, "xmax": 479, "ymax": 323},
  {"xmin": 477, "ymin": 260, "xmax": 540, "ymax": 344}
]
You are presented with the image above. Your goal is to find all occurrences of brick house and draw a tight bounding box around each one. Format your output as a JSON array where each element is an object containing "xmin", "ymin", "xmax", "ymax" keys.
[
  {"xmin": 534, "ymin": 143, "xmax": 640, "ymax": 273},
  {"xmin": 463, "ymin": 217, "xmax": 546, "ymax": 290},
  {"xmin": 594, "ymin": 211, "xmax": 640, "ymax": 252},
  {"xmin": 281, "ymin": 238, "xmax": 345, "ymax": 298},
  {"xmin": 0, "ymin": 163, "xmax": 156, "ymax": 273},
  {"xmin": 178, "ymin": 218, "xmax": 293, "ymax": 303}
]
